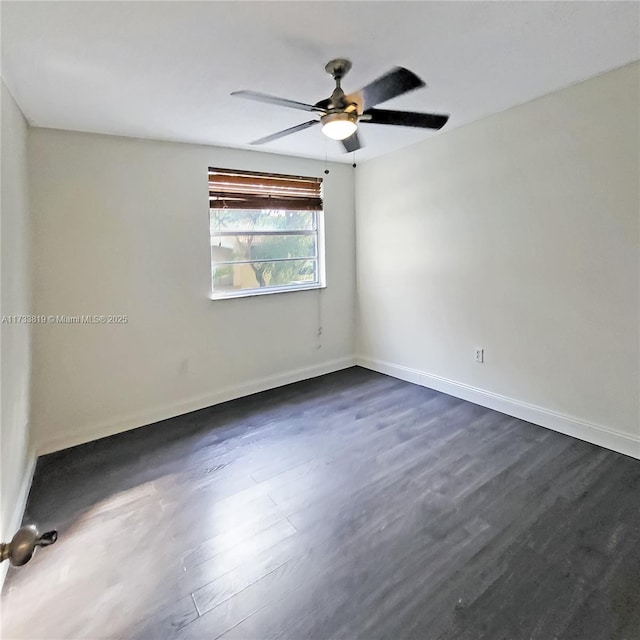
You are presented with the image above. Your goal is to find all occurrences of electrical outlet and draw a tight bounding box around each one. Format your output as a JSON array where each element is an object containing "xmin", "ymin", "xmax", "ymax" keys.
[{"xmin": 474, "ymin": 348, "xmax": 484, "ymax": 363}]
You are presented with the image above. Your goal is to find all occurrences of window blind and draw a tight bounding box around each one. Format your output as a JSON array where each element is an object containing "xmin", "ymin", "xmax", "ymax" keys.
[{"xmin": 209, "ymin": 168, "xmax": 323, "ymax": 211}]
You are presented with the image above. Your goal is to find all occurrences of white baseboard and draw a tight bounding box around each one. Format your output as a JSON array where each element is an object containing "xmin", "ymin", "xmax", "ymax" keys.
[
  {"xmin": 1, "ymin": 449, "xmax": 37, "ymax": 590},
  {"xmin": 38, "ymin": 356, "xmax": 357, "ymax": 455},
  {"xmin": 357, "ymin": 355, "xmax": 640, "ymax": 460}
]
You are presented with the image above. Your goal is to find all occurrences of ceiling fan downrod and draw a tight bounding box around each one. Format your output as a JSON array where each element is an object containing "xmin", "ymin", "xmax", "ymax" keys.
[{"xmin": 324, "ymin": 58, "xmax": 352, "ymax": 110}]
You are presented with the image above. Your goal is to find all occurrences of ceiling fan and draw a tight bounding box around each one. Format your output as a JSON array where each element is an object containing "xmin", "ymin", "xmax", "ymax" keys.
[{"xmin": 231, "ymin": 59, "xmax": 449, "ymax": 152}]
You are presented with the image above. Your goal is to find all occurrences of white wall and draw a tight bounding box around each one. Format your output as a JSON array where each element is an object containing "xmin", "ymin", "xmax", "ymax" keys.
[
  {"xmin": 1, "ymin": 81, "xmax": 35, "ymax": 577},
  {"xmin": 356, "ymin": 62, "xmax": 640, "ymax": 458},
  {"xmin": 18, "ymin": 63, "xmax": 640, "ymax": 461},
  {"xmin": 28, "ymin": 130, "xmax": 355, "ymax": 454}
]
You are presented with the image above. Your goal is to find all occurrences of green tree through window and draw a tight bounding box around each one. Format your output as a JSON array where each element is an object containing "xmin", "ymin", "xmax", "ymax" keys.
[{"xmin": 211, "ymin": 209, "xmax": 320, "ymax": 294}]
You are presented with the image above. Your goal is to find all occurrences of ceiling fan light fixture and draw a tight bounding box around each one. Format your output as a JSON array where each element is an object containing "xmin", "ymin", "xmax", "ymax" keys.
[{"xmin": 321, "ymin": 112, "xmax": 358, "ymax": 140}]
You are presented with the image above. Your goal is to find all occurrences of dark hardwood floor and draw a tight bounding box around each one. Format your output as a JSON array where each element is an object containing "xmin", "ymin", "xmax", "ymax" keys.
[{"xmin": 2, "ymin": 367, "xmax": 639, "ymax": 640}]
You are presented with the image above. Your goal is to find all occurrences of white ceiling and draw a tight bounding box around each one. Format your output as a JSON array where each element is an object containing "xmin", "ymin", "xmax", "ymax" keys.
[{"xmin": 2, "ymin": 1, "xmax": 639, "ymax": 163}]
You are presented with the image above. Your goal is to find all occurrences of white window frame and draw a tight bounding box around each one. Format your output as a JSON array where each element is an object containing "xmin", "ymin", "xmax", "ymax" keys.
[{"xmin": 209, "ymin": 204, "xmax": 326, "ymax": 301}]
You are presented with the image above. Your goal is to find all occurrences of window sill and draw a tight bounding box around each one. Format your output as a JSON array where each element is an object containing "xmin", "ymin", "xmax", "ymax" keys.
[{"xmin": 210, "ymin": 282, "xmax": 326, "ymax": 301}]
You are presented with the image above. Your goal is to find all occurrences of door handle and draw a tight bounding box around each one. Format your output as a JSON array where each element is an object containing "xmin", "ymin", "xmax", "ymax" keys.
[{"xmin": 1, "ymin": 525, "xmax": 58, "ymax": 567}]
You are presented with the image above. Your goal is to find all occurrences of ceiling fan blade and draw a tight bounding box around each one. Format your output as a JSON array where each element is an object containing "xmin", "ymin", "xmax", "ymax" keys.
[
  {"xmin": 341, "ymin": 131, "xmax": 362, "ymax": 153},
  {"xmin": 250, "ymin": 120, "xmax": 319, "ymax": 145},
  {"xmin": 232, "ymin": 90, "xmax": 324, "ymax": 113},
  {"xmin": 362, "ymin": 108, "xmax": 449, "ymax": 130},
  {"xmin": 314, "ymin": 98, "xmax": 332, "ymax": 110},
  {"xmin": 347, "ymin": 67, "xmax": 425, "ymax": 112}
]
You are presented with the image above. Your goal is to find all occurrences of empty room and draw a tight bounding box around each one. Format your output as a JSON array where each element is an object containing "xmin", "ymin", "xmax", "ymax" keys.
[{"xmin": 1, "ymin": 1, "xmax": 639, "ymax": 638}]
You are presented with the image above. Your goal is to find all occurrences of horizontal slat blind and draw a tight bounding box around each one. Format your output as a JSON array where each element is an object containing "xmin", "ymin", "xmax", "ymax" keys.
[{"xmin": 209, "ymin": 168, "xmax": 323, "ymax": 211}]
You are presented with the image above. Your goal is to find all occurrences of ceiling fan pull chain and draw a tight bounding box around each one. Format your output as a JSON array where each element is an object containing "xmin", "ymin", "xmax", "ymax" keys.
[{"xmin": 324, "ymin": 139, "xmax": 330, "ymax": 175}]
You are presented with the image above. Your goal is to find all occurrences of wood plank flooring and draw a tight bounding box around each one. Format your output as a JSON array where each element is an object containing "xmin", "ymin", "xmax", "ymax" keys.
[{"xmin": 2, "ymin": 367, "xmax": 639, "ymax": 639}]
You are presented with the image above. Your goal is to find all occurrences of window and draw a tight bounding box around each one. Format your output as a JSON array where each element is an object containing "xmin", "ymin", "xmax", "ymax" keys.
[{"xmin": 209, "ymin": 168, "xmax": 325, "ymax": 299}]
